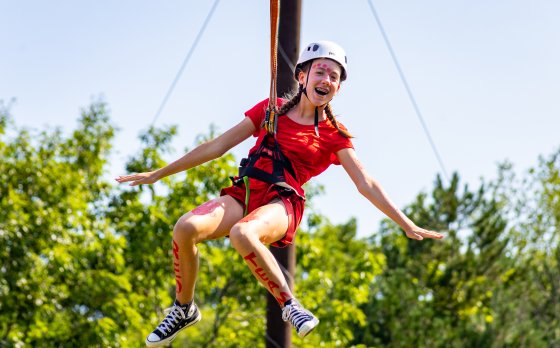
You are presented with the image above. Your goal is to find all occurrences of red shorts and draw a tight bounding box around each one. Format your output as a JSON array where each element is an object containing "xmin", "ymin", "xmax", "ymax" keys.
[{"xmin": 220, "ymin": 183, "xmax": 305, "ymax": 248}]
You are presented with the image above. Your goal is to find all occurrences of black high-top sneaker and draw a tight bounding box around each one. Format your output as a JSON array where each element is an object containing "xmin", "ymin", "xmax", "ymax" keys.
[
  {"xmin": 145, "ymin": 300, "xmax": 202, "ymax": 347},
  {"xmin": 281, "ymin": 299, "xmax": 319, "ymax": 338}
]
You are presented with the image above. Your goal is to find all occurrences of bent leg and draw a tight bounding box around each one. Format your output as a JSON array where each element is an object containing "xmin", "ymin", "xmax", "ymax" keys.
[
  {"xmin": 229, "ymin": 199, "xmax": 293, "ymax": 306},
  {"xmin": 173, "ymin": 195, "xmax": 243, "ymax": 304}
]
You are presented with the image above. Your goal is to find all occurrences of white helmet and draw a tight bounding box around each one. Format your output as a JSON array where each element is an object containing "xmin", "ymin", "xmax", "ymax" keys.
[{"xmin": 295, "ymin": 40, "xmax": 348, "ymax": 81}]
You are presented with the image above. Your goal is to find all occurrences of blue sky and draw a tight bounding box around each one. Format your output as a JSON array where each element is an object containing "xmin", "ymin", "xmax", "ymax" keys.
[{"xmin": 2, "ymin": 0, "xmax": 559, "ymax": 237}]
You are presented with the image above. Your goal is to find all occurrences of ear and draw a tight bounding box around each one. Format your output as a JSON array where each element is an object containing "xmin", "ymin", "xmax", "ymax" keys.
[{"xmin": 297, "ymin": 70, "xmax": 306, "ymax": 85}]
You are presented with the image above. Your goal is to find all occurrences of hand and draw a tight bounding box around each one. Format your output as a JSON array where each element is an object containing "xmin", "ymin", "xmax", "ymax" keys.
[
  {"xmin": 404, "ymin": 226, "xmax": 444, "ymax": 241},
  {"xmin": 115, "ymin": 171, "xmax": 159, "ymax": 186}
]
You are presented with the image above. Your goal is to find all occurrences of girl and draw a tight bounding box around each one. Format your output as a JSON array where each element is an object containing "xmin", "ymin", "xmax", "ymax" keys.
[{"xmin": 116, "ymin": 41, "xmax": 443, "ymax": 347}]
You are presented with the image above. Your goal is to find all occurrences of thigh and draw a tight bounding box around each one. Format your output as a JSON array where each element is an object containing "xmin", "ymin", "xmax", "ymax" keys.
[
  {"xmin": 236, "ymin": 198, "xmax": 289, "ymax": 245},
  {"xmin": 177, "ymin": 195, "xmax": 244, "ymax": 242}
]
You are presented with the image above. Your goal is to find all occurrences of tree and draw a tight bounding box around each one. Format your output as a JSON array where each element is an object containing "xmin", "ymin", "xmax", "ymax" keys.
[
  {"xmin": 6, "ymin": 99, "xmax": 560, "ymax": 347},
  {"xmin": 354, "ymin": 173, "xmax": 512, "ymax": 347},
  {"xmin": 289, "ymin": 215, "xmax": 385, "ymax": 347},
  {"xmin": 0, "ymin": 101, "xmax": 144, "ymax": 347},
  {"xmin": 488, "ymin": 150, "xmax": 560, "ymax": 347}
]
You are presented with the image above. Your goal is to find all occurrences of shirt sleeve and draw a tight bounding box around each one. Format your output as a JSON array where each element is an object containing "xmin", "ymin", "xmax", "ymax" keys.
[
  {"xmin": 244, "ymin": 98, "xmax": 285, "ymax": 137},
  {"xmin": 328, "ymin": 121, "xmax": 354, "ymax": 165}
]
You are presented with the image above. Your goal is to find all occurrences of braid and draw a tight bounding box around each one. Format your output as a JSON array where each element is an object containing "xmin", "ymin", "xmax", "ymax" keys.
[
  {"xmin": 325, "ymin": 103, "xmax": 353, "ymax": 138},
  {"xmin": 274, "ymin": 60, "xmax": 310, "ymax": 117},
  {"xmin": 261, "ymin": 88, "xmax": 303, "ymax": 128},
  {"xmin": 261, "ymin": 88, "xmax": 303, "ymax": 129},
  {"xmin": 278, "ymin": 88, "xmax": 303, "ymax": 115}
]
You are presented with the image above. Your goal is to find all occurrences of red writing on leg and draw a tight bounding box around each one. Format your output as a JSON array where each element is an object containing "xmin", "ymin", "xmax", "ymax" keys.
[
  {"xmin": 276, "ymin": 292, "xmax": 291, "ymax": 305},
  {"xmin": 243, "ymin": 251, "xmax": 291, "ymax": 305},
  {"xmin": 173, "ymin": 240, "xmax": 182, "ymax": 294},
  {"xmin": 173, "ymin": 240, "xmax": 180, "ymax": 259},
  {"xmin": 243, "ymin": 251, "xmax": 258, "ymax": 267},
  {"xmin": 255, "ymin": 267, "xmax": 268, "ymax": 280}
]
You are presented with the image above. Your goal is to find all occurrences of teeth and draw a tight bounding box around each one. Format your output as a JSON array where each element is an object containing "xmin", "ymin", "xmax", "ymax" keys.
[{"xmin": 315, "ymin": 88, "xmax": 328, "ymax": 96}]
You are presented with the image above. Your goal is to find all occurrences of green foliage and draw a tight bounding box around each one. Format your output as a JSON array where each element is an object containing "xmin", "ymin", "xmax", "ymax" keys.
[
  {"xmin": 295, "ymin": 216, "xmax": 385, "ymax": 347},
  {"xmin": 2, "ymin": 100, "xmax": 560, "ymax": 347},
  {"xmin": 0, "ymin": 101, "xmax": 139, "ymax": 347}
]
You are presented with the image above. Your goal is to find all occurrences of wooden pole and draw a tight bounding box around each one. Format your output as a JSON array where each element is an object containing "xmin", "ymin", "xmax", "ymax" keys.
[{"xmin": 265, "ymin": 1, "xmax": 301, "ymax": 347}]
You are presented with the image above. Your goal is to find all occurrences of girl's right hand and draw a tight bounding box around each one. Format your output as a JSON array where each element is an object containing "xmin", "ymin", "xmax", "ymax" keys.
[{"xmin": 115, "ymin": 171, "xmax": 159, "ymax": 186}]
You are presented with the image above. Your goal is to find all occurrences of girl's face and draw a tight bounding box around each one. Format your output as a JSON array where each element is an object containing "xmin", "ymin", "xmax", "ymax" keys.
[{"xmin": 298, "ymin": 58, "xmax": 342, "ymax": 106}]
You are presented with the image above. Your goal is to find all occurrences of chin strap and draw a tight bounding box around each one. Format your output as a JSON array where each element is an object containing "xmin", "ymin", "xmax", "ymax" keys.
[
  {"xmin": 314, "ymin": 107, "xmax": 320, "ymax": 137},
  {"xmin": 300, "ymin": 65, "xmax": 321, "ymax": 137},
  {"xmin": 300, "ymin": 64, "xmax": 326, "ymax": 137}
]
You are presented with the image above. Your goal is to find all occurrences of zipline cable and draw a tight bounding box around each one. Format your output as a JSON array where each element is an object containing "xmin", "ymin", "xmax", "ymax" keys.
[
  {"xmin": 278, "ymin": 43, "xmax": 296, "ymax": 75},
  {"xmin": 150, "ymin": 0, "xmax": 221, "ymax": 127},
  {"xmin": 366, "ymin": 0, "xmax": 450, "ymax": 183}
]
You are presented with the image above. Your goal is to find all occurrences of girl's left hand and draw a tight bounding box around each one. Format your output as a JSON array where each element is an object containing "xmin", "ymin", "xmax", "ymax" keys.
[{"xmin": 404, "ymin": 227, "xmax": 444, "ymax": 240}]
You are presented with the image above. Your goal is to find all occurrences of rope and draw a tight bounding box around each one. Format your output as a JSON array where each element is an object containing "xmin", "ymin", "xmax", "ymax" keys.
[
  {"xmin": 264, "ymin": 0, "xmax": 280, "ymax": 135},
  {"xmin": 278, "ymin": 43, "xmax": 296, "ymax": 73},
  {"xmin": 150, "ymin": 0, "xmax": 221, "ymax": 127},
  {"xmin": 366, "ymin": 0, "xmax": 450, "ymax": 183}
]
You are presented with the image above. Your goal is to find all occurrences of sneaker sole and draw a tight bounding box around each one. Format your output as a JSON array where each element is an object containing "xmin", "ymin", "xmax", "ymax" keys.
[
  {"xmin": 298, "ymin": 317, "xmax": 319, "ymax": 338},
  {"xmin": 145, "ymin": 311, "xmax": 202, "ymax": 347}
]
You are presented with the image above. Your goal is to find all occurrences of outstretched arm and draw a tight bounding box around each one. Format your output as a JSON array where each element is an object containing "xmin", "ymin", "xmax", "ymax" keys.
[
  {"xmin": 336, "ymin": 148, "xmax": 443, "ymax": 240},
  {"xmin": 116, "ymin": 118, "xmax": 256, "ymax": 186}
]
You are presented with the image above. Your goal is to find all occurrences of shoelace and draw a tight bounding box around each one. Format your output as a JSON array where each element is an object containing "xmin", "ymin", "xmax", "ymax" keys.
[
  {"xmin": 282, "ymin": 303, "xmax": 312, "ymax": 330},
  {"xmin": 156, "ymin": 305, "xmax": 187, "ymax": 336}
]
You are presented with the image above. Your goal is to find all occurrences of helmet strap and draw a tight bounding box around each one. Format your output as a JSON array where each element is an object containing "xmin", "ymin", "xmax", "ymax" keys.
[
  {"xmin": 300, "ymin": 63, "xmax": 312, "ymax": 99},
  {"xmin": 300, "ymin": 61, "xmax": 328, "ymax": 137},
  {"xmin": 314, "ymin": 107, "xmax": 320, "ymax": 137}
]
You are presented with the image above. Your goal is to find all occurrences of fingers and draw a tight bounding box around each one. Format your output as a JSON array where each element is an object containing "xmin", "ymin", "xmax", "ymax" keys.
[
  {"xmin": 411, "ymin": 232, "xmax": 423, "ymax": 240},
  {"xmin": 406, "ymin": 229, "xmax": 444, "ymax": 241},
  {"xmin": 405, "ymin": 230, "xmax": 422, "ymax": 240},
  {"xmin": 114, "ymin": 174, "xmax": 143, "ymax": 185},
  {"xmin": 115, "ymin": 175, "xmax": 134, "ymax": 183},
  {"xmin": 419, "ymin": 229, "xmax": 444, "ymax": 239}
]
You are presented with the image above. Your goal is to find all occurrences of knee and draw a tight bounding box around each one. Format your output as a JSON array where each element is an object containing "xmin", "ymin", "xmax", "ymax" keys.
[
  {"xmin": 229, "ymin": 224, "xmax": 258, "ymax": 252},
  {"xmin": 173, "ymin": 216, "xmax": 200, "ymax": 244}
]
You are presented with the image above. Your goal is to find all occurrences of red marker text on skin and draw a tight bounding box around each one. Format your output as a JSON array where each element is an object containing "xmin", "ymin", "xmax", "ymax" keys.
[
  {"xmin": 173, "ymin": 240, "xmax": 182, "ymax": 294},
  {"xmin": 244, "ymin": 252, "xmax": 290, "ymax": 304}
]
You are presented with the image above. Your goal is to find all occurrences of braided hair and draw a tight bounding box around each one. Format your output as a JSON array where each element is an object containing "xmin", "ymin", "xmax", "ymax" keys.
[
  {"xmin": 324, "ymin": 103, "xmax": 353, "ymax": 138},
  {"xmin": 277, "ymin": 88, "xmax": 303, "ymax": 116}
]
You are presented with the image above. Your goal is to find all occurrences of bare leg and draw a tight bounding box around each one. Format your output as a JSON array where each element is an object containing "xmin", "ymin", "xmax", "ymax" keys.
[
  {"xmin": 229, "ymin": 200, "xmax": 293, "ymax": 306},
  {"xmin": 172, "ymin": 195, "xmax": 243, "ymax": 304}
]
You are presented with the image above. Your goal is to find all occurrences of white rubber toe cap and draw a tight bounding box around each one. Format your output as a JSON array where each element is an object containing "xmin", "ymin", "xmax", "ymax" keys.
[{"xmin": 145, "ymin": 333, "xmax": 163, "ymax": 347}]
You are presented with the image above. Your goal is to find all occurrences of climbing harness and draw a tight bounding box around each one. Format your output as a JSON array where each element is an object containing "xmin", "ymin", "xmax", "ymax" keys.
[
  {"xmin": 232, "ymin": 0, "xmax": 298, "ymax": 216},
  {"xmin": 232, "ymin": 6, "xmax": 350, "ymax": 216},
  {"xmin": 233, "ymin": 133, "xmax": 299, "ymax": 216}
]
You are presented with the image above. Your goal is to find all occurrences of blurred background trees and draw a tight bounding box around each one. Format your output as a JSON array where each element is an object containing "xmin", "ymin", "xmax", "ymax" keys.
[{"xmin": 1, "ymin": 101, "xmax": 559, "ymax": 347}]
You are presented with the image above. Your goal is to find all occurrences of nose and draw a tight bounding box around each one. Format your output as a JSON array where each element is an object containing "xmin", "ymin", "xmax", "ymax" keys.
[{"xmin": 320, "ymin": 75, "xmax": 332, "ymax": 85}]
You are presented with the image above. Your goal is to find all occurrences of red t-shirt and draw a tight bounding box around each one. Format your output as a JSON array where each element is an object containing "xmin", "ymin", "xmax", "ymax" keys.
[{"xmin": 244, "ymin": 98, "xmax": 354, "ymax": 197}]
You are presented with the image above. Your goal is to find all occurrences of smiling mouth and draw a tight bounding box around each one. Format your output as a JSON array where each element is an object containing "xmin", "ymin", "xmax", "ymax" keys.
[{"xmin": 315, "ymin": 87, "xmax": 329, "ymax": 96}]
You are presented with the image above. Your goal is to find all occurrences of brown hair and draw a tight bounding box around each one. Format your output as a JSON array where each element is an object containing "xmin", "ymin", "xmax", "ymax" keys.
[{"xmin": 324, "ymin": 103, "xmax": 353, "ymax": 138}]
